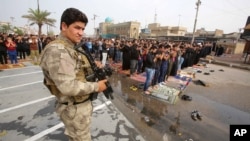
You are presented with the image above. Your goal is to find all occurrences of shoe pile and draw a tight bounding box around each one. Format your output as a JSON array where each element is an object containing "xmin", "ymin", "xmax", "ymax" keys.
[{"xmin": 191, "ymin": 110, "xmax": 202, "ymax": 121}]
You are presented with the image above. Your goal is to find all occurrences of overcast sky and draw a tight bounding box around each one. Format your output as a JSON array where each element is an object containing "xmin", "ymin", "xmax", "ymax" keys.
[{"xmin": 0, "ymin": 0, "xmax": 249, "ymax": 35}]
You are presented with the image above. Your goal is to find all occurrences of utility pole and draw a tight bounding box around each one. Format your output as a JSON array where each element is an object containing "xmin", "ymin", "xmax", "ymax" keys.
[
  {"xmin": 10, "ymin": 17, "xmax": 15, "ymax": 25},
  {"xmin": 37, "ymin": 0, "xmax": 40, "ymax": 11},
  {"xmin": 178, "ymin": 14, "xmax": 181, "ymax": 26},
  {"xmin": 191, "ymin": 0, "xmax": 201, "ymax": 44},
  {"xmin": 92, "ymin": 14, "xmax": 98, "ymax": 37},
  {"xmin": 37, "ymin": 0, "xmax": 41, "ymax": 37},
  {"xmin": 154, "ymin": 9, "xmax": 157, "ymax": 23}
]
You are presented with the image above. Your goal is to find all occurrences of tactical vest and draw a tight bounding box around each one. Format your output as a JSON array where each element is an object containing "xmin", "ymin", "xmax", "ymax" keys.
[{"xmin": 41, "ymin": 39, "xmax": 94, "ymax": 103}]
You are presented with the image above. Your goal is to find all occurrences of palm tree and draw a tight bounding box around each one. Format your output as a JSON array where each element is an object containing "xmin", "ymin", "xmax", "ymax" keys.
[{"xmin": 22, "ymin": 8, "xmax": 56, "ymax": 37}]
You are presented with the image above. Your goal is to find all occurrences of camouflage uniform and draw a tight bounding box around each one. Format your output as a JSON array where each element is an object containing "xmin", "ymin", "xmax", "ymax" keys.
[{"xmin": 39, "ymin": 34, "xmax": 99, "ymax": 141}]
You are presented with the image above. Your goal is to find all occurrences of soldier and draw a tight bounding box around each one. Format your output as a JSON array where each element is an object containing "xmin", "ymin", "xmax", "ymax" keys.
[{"xmin": 39, "ymin": 8, "xmax": 107, "ymax": 141}]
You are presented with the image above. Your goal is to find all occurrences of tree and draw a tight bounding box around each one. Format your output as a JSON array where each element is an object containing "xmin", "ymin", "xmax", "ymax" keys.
[
  {"xmin": 0, "ymin": 24, "xmax": 11, "ymax": 34},
  {"xmin": 22, "ymin": 8, "xmax": 56, "ymax": 37},
  {"xmin": 13, "ymin": 27, "xmax": 24, "ymax": 35}
]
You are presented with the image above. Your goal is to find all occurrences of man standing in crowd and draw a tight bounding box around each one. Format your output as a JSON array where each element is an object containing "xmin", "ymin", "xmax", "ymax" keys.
[
  {"xmin": 39, "ymin": 8, "xmax": 108, "ymax": 141},
  {"xmin": 5, "ymin": 35, "xmax": 18, "ymax": 64},
  {"xmin": 143, "ymin": 46, "xmax": 157, "ymax": 94},
  {"xmin": 16, "ymin": 35, "xmax": 27, "ymax": 60},
  {"xmin": 129, "ymin": 39, "xmax": 139, "ymax": 76},
  {"xmin": 29, "ymin": 35, "xmax": 40, "ymax": 64},
  {"xmin": 0, "ymin": 35, "xmax": 8, "ymax": 65}
]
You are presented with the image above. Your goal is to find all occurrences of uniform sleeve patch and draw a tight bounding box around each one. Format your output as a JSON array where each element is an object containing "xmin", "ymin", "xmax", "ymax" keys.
[{"xmin": 58, "ymin": 53, "xmax": 75, "ymax": 75}]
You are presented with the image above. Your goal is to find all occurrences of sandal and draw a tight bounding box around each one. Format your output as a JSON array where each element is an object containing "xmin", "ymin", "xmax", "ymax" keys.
[
  {"xmin": 190, "ymin": 110, "xmax": 203, "ymax": 121},
  {"xmin": 191, "ymin": 111, "xmax": 198, "ymax": 121},
  {"xmin": 219, "ymin": 69, "xmax": 224, "ymax": 72},
  {"xmin": 194, "ymin": 110, "xmax": 202, "ymax": 120},
  {"xmin": 181, "ymin": 95, "xmax": 192, "ymax": 101},
  {"xmin": 197, "ymin": 70, "xmax": 202, "ymax": 73},
  {"xmin": 130, "ymin": 85, "xmax": 138, "ymax": 91}
]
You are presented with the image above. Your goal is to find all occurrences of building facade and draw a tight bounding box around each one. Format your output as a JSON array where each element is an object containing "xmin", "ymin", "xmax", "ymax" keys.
[
  {"xmin": 98, "ymin": 17, "xmax": 141, "ymax": 39},
  {"xmin": 139, "ymin": 23, "xmax": 187, "ymax": 40}
]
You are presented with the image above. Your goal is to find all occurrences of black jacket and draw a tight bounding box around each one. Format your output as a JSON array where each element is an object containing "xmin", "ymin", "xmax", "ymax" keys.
[
  {"xmin": 0, "ymin": 42, "xmax": 7, "ymax": 52},
  {"xmin": 130, "ymin": 45, "xmax": 139, "ymax": 60},
  {"xmin": 145, "ymin": 52, "xmax": 155, "ymax": 68}
]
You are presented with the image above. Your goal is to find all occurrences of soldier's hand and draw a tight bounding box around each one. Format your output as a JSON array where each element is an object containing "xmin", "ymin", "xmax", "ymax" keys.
[
  {"xmin": 97, "ymin": 79, "xmax": 108, "ymax": 92},
  {"xmin": 95, "ymin": 61, "xmax": 103, "ymax": 68}
]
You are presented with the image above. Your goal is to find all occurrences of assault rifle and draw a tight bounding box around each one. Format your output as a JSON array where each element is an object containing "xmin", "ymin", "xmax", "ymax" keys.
[{"xmin": 74, "ymin": 42, "xmax": 114, "ymax": 100}]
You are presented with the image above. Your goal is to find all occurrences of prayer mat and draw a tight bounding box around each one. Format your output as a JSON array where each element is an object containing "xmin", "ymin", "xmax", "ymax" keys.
[{"xmin": 150, "ymin": 85, "xmax": 180, "ymax": 104}]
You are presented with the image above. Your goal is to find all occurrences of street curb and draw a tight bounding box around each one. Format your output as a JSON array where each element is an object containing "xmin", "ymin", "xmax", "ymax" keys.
[{"xmin": 199, "ymin": 58, "xmax": 250, "ymax": 71}]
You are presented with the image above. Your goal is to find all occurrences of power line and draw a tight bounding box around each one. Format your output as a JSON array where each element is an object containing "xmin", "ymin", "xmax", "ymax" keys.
[
  {"xmin": 202, "ymin": 1, "xmax": 248, "ymax": 17},
  {"xmin": 226, "ymin": 0, "xmax": 249, "ymax": 16}
]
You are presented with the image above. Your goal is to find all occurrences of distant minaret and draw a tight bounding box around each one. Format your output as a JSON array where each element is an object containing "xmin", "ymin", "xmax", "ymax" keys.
[{"xmin": 154, "ymin": 9, "xmax": 157, "ymax": 23}]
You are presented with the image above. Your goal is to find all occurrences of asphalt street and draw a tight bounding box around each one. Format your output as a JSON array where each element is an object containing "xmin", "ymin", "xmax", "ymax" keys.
[
  {"xmin": 1, "ymin": 62, "xmax": 250, "ymax": 141},
  {"xmin": 0, "ymin": 65, "xmax": 145, "ymax": 141}
]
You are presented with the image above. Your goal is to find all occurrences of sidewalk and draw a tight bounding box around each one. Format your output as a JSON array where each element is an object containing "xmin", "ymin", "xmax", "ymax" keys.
[
  {"xmin": 0, "ymin": 58, "xmax": 34, "ymax": 70},
  {"xmin": 0, "ymin": 63, "xmax": 25, "ymax": 70},
  {"xmin": 200, "ymin": 54, "xmax": 250, "ymax": 71}
]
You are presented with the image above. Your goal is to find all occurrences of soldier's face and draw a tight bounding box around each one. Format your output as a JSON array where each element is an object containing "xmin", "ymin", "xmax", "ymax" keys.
[{"xmin": 62, "ymin": 21, "xmax": 86, "ymax": 44}]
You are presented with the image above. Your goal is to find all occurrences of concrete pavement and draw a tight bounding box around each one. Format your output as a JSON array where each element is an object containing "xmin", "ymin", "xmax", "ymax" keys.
[{"xmin": 200, "ymin": 54, "xmax": 250, "ymax": 71}]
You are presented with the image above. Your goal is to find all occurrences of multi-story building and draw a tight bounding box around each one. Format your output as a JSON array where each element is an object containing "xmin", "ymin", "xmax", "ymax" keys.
[
  {"xmin": 185, "ymin": 28, "xmax": 223, "ymax": 39},
  {"xmin": 183, "ymin": 28, "xmax": 224, "ymax": 43},
  {"xmin": 97, "ymin": 18, "xmax": 227, "ymax": 43},
  {"xmin": 98, "ymin": 17, "xmax": 140, "ymax": 39},
  {"xmin": 140, "ymin": 23, "xmax": 187, "ymax": 40},
  {"xmin": 194, "ymin": 28, "xmax": 223, "ymax": 38}
]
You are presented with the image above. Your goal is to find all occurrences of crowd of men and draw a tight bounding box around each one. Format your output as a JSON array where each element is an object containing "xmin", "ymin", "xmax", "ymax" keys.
[
  {"xmin": 0, "ymin": 32, "xmax": 220, "ymax": 93},
  {"xmin": 83, "ymin": 38, "xmax": 216, "ymax": 93},
  {"xmin": 0, "ymin": 33, "xmax": 55, "ymax": 65}
]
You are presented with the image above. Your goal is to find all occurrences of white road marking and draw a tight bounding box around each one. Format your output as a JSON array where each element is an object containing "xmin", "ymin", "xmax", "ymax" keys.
[
  {"xmin": 0, "ymin": 81, "xmax": 43, "ymax": 91},
  {"xmin": 0, "ymin": 65, "xmax": 39, "ymax": 71},
  {"xmin": 0, "ymin": 96, "xmax": 55, "ymax": 114},
  {"xmin": 24, "ymin": 101, "xmax": 112, "ymax": 141},
  {"xmin": 0, "ymin": 71, "xmax": 42, "ymax": 79},
  {"xmin": 24, "ymin": 123, "xmax": 64, "ymax": 141},
  {"xmin": 94, "ymin": 101, "xmax": 112, "ymax": 111}
]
